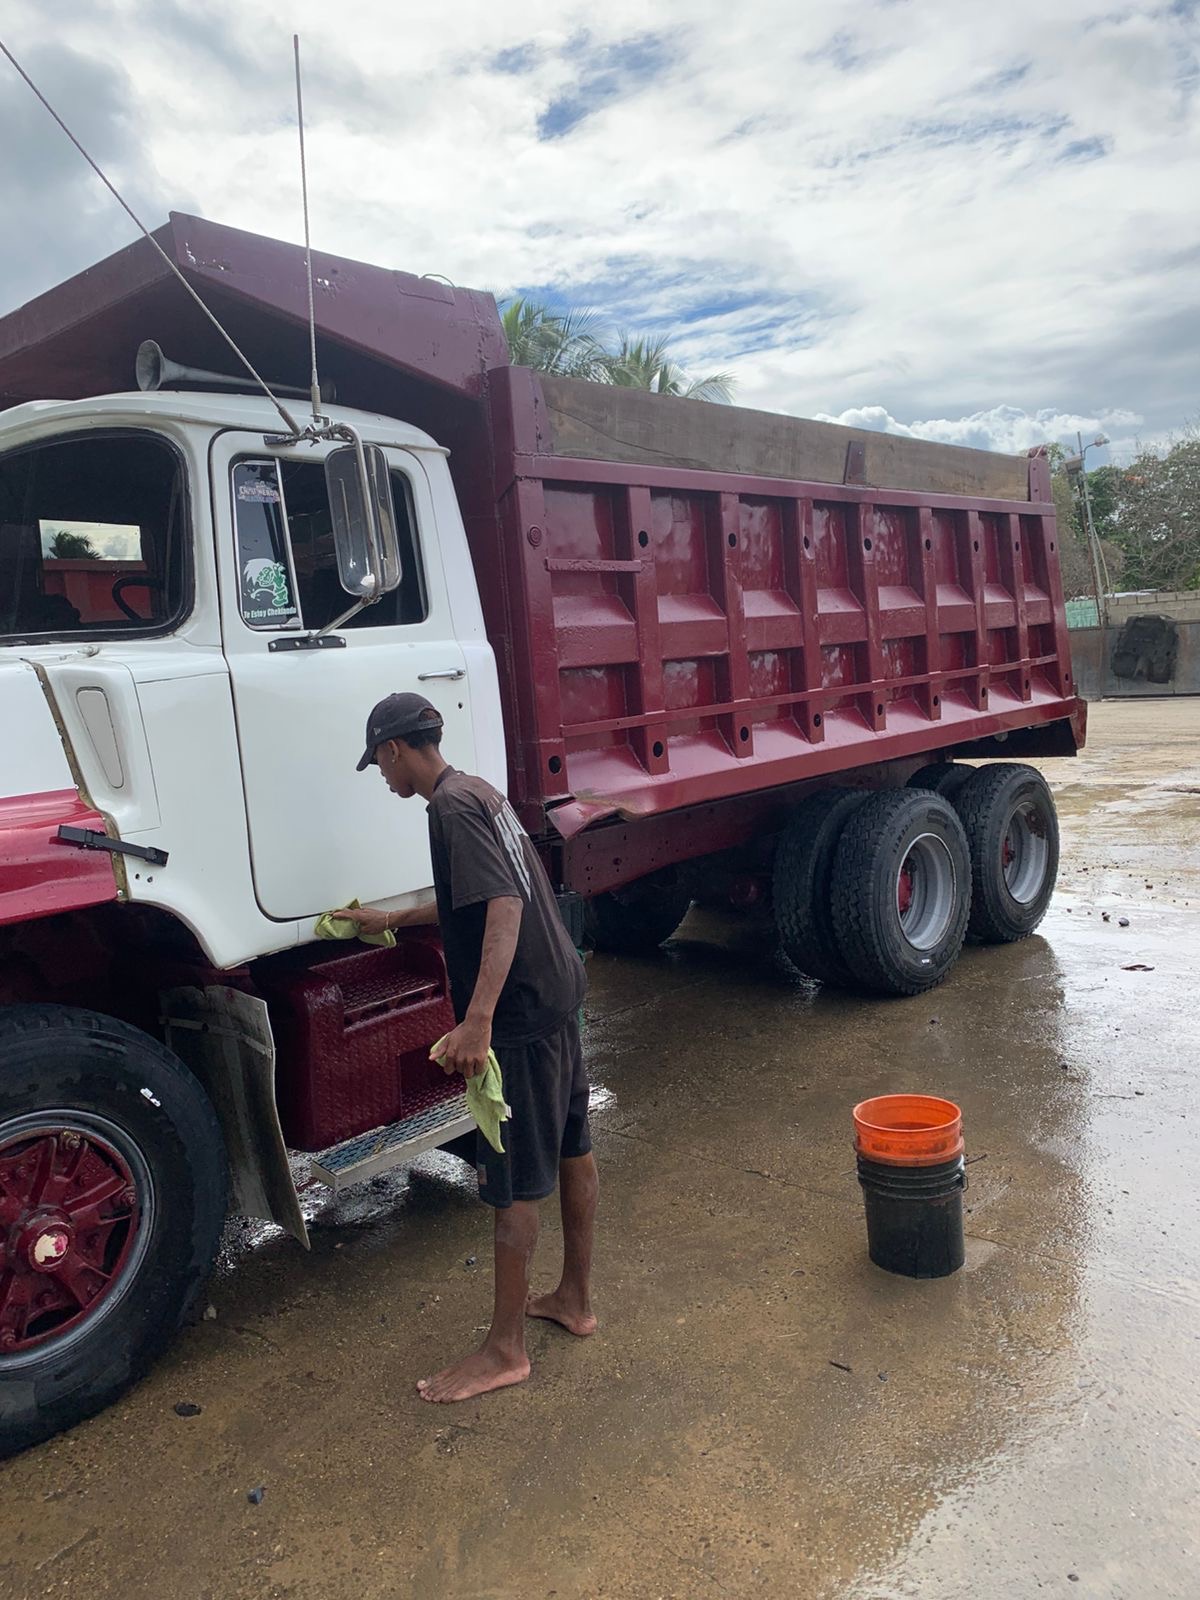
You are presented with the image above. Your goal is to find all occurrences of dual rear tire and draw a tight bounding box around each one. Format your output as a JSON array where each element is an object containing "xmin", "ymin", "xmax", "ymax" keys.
[
  {"xmin": 954, "ymin": 763, "xmax": 1060, "ymax": 943},
  {"xmin": 774, "ymin": 763, "xmax": 1059, "ymax": 996},
  {"xmin": 829, "ymin": 789, "xmax": 972, "ymax": 996}
]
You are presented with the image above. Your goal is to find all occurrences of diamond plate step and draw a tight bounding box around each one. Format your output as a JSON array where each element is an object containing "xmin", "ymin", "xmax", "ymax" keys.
[{"xmin": 309, "ymin": 1094, "xmax": 474, "ymax": 1191}]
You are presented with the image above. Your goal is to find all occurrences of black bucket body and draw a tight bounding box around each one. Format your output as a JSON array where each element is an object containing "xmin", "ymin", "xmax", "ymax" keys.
[{"xmin": 856, "ymin": 1154, "xmax": 965, "ymax": 1278}]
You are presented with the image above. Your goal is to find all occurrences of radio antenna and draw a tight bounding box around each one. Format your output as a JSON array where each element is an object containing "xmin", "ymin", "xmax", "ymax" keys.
[
  {"xmin": 293, "ymin": 35, "xmax": 322, "ymax": 423},
  {"xmin": 0, "ymin": 36, "xmax": 303, "ymax": 436}
]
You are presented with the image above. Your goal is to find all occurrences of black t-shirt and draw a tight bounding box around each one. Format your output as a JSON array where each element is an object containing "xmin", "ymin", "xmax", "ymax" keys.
[{"xmin": 427, "ymin": 769, "xmax": 585, "ymax": 1045}]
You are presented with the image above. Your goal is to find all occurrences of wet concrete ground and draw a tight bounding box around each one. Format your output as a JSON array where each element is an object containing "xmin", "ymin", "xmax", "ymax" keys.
[{"xmin": 2, "ymin": 699, "xmax": 1199, "ymax": 1600}]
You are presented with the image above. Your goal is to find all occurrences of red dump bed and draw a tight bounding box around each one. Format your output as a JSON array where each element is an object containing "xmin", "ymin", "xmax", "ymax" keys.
[
  {"xmin": 0, "ymin": 214, "xmax": 1084, "ymax": 885},
  {"xmin": 478, "ymin": 369, "xmax": 1082, "ymax": 846}
]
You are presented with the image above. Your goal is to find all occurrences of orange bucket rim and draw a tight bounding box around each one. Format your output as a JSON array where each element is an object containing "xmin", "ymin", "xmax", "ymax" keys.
[
  {"xmin": 852, "ymin": 1094, "xmax": 962, "ymax": 1132},
  {"xmin": 852, "ymin": 1094, "xmax": 964, "ymax": 1167}
]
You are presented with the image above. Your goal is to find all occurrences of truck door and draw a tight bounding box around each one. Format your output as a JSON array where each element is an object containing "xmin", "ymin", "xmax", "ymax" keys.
[{"xmin": 211, "ymin": 434, "xmax": 475, "ymax": 922}]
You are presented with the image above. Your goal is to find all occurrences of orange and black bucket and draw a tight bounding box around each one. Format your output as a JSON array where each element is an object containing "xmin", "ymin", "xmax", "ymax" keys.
[{"xmin": 852, "ymin": 1095, "xmax": 966, "ymax": 1278}]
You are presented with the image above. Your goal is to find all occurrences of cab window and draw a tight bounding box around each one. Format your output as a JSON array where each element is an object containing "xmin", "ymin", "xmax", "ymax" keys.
[
  {"xmin": 0, "ymin": 432, "xmax": 188, "ymax": 640},
  {"xmin": 232, "ymin": 457, "xmax": 427, "ymax": 631}
]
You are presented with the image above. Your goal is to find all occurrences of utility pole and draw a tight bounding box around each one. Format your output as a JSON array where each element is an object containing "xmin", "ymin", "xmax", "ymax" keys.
[{"xmin": 1066, "ymin": 431, "xmax": 1110, "ymax": 628}]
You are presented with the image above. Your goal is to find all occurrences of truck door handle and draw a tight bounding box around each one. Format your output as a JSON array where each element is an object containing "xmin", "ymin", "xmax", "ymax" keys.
[{"xmin": 418, "ymin": 669, "xmax": 465, "ymax": 682}]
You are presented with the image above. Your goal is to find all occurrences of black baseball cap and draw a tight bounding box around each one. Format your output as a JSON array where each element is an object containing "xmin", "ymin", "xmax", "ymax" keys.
[{"xmin": 355, "ymin": 692, "xmax": 444, "ymax": 770}]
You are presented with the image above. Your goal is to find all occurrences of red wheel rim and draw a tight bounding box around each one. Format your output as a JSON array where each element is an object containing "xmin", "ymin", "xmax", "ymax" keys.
[
  {"xmin": 0, "ymin": 1121, "xmax": 145, "ymax": 1355},
  {"xmin": 897, "ymin": 866, "xmax": 914, "ymax": 916}
]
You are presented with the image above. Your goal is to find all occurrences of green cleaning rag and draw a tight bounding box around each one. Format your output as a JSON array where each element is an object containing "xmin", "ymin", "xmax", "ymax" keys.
[
  {"xmin": 430, "ymin": 1035, "xmax": 510, "ymax": 1154},
  {"xmin": 313, "ymin": 899, "xmax": 396, "ymax": 948}
]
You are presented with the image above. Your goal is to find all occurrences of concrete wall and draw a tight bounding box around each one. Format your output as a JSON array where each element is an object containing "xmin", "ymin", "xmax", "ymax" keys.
[
  {"xmin": 1071, "ymin": 616, "xmax": 1200, "ymax": 699},
  {"xmin": 1066, "ymin": 591, "xmax": 1200, "ymax": 632},
  {"xmin": 1105, "ymin": 589, "xmax": 1200, "ymax": 626}
]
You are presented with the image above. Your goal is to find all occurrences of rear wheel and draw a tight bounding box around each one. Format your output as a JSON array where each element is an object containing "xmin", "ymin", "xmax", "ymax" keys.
[
  {"xmin": 831, "ymin": 790, "xmax": 972, "ymax": 996},
  {"xmin": 585, "ymin": 871, "xmax": 693, "ymax": 955},
  {"xmin": 954, "ymin": 763, "xmax": 1059, "ymax": 942},
  {"xmin": 773, "ymin": 787, "xmax": 872, "ymax": 984},
  {"xmin": 0, "ymin": 1006, "xmax": 228, "ymax": 1457}
]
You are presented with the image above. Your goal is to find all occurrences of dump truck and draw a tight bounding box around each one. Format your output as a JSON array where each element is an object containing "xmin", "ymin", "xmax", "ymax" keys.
[{"xmin": 0, "ymin": 214, "xmax": 1083, "ymax": 1451}]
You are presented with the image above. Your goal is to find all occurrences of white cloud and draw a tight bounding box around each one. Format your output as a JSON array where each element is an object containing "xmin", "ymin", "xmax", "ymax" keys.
[
  {"xmin": 0, "ymin": 0, "xmax": 1196, "ymax": 449},
  {"xmin": 812, "ymin": 403, "xmax": 1144, "ymax": 460}
]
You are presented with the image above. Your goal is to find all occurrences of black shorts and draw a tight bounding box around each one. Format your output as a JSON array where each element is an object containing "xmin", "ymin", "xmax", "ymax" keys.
[{"xmin": 471, "ymin": 1017, "xmax": 591, "ymax": 1209}]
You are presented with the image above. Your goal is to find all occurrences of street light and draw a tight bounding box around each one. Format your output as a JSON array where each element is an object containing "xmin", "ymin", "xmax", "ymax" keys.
[{"xmin": 1065, "ymin": 431, "xmax": 1111, "ymax": 627}]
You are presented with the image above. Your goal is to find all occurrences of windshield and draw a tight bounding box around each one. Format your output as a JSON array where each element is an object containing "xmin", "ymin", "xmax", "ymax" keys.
[{"xmin": 0, "ymin": 431, "xmax": 188, "ymax": 641}]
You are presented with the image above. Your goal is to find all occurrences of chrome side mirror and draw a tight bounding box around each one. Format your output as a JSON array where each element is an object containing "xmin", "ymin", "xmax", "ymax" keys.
[{"xmin": 325, "ymin": 438, "xmax": 401, "ymax": 597}]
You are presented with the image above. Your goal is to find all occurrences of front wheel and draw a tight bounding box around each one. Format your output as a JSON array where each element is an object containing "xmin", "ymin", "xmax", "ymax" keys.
[
  {"xmin": 0, "ymin": 1006, "xmax": 229, "ymax": 1457},
  {"xmin": 954, "ymin": 763, "xmax": 1059, "ymax": 942},
  {"xmin": 831, "ymin": 790, "xmax": 972, "ymax": 996},
  {"xmin": 585, "ymin": 872, "xmax": 693, "ymax": 955}
]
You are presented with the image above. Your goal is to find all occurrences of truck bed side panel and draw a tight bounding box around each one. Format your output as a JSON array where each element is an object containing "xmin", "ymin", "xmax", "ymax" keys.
[{"xmin": 484, "ymin": 371, "xmax": 1080, "ymax": 826}]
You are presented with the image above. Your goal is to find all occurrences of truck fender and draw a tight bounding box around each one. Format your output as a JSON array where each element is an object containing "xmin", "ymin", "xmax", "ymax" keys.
[{"xmin": 161, "ymin": 986, "xmax": 308, "ymax": 1247}]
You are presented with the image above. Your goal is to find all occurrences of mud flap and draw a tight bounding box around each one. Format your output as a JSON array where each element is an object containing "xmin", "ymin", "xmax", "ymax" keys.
[{"xmin": 161, "ymin": 986, "xmax": 308, "ymax": 1247}]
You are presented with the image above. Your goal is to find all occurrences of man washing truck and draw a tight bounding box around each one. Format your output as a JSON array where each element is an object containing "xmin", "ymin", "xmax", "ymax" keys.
[
  {"xmin": 336, "ymin": 693, "xmax": 598, "ymax": 1402},
  {"xmin": 0, "ymin": 214, "xmax": 1080, "ymax": 1450}
]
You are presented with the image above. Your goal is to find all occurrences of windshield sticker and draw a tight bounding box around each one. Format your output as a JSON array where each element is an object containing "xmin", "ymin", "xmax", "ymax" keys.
[
  {"xmin": 237, "ymin": 479, "xmax": 280, "ymax": 503},
  {"xmin": 232, "ymin": 460, "xmax": 300, "ymax": 627},
  {"xmin": 232, "ymin": 459, "xmax": 300, "ymax": 627},
  {"xmin": 241, "ymin": 558, "xmax": 293, "ymax": 620}
]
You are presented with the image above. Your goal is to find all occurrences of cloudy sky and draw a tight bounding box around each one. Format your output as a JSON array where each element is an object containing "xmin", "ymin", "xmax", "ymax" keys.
[{"xmin": 1, "ymin": 0, "xmax": 1196, "ymax": 461}]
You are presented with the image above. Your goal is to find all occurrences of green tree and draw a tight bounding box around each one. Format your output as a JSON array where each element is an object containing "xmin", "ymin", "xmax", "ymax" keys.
[
  {"xmin": 1048, "ymin": 426, "xmax": 1200, "ymax": 597},
  {"xmin": 1046, "ymin": 445, "xmax": 1125, "ymax": 600},
  {"xmin": 47, "ymin": 529, "xmax": 100, "ymax": 559},
  {"xmin": 498, "ymin": 299, "xmax": 607, "ymax": 379},
  {"xmin": 497, "ymin": 300, "xmax": 736, "ymax": 402},
  {"xmin": 602, "ymin": 332, "xmax": 735, "ymax": 402},
  {"xmin": 1104, "ymin": 427, "xmax": 1200, "ymax": 591}
]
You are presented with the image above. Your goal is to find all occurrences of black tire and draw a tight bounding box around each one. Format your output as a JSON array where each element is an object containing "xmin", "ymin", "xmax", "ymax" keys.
[
  {"xmin": 831, "ymin": 790, "xmax": 971, "ymax": 996},
  {"xmin": 0, "ymin": 1006, "xmax": 228, "ymax": 1457},
  {"xmin": 907, "ymin": 762, "xmax": 974, "ymax": 802},
  {"xmin": 773, "ymin": 787, "xmax": 872, "ymax": 984},
  {"xmin": 953, "ymin": 763, "xmax": 1059, "ymax": 942},
  {"xmin": 585, "ymin": 872, "xmax": 693, "ymax": 955}
]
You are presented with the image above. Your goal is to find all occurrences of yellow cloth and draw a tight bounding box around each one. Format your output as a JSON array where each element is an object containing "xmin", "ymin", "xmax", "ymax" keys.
[
  {"xmin": 313, "ymin": 899, "xmax": 396, "ymax": 948},
  {"xmin": 430, "ymin": 1034, "xmax": 509, "ymax": 1154}
]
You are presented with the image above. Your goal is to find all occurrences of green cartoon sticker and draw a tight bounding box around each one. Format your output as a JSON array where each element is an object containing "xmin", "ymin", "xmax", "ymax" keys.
[{"xmin": 242, "ymin": 558, "xmax": 291, "ymax": 611}]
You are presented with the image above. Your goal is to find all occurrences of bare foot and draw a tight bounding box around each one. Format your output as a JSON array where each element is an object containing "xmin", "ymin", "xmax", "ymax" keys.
[
  {"xmin": 526, "ymin": 1289, "xmax": 598, "ymax": 1337},
  {"xmin": 416, "ymin": 1345, "xmax": 530, "ymax": 1403}
]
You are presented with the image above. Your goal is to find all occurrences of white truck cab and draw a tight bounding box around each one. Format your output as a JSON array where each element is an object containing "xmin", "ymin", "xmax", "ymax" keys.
[
  {"xmin": 1, "ymin": 391, "xmax": 505, "ymax": 967},
  {"xmin": 2, "ymin": 386, "xmax": 511, "ymax": 1453}
]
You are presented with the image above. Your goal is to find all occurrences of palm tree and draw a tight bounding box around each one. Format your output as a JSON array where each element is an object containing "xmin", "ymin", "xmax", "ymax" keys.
[
  {"xmin": 498, "ymin": 298, "xmax": 607, "ymax": 379},
  {"xmin": 47, "ymin": 529, "xmax": 101, "ymax": 559},
  {"xmin": 603, "ymin": 333, "xmax": 735, "ymax": 403},
  {"xmin": 498, "ymin": 300, "xmax": 737, "ymax": 402}
]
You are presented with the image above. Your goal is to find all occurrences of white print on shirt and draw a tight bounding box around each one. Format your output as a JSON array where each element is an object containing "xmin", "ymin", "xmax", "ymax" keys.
[{"xmin": 493, "ymin": 798, "xmax": 532, "ymax": 900}]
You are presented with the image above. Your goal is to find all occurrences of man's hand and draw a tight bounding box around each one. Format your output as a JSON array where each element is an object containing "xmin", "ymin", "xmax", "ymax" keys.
[
  {"xmin": 331, "ymin": 899, "xmax": 438, "ymax": 937},
  {"xmin": 433, "ymin": 897, "xmax": 519, "ymax": 1078},
  {"xmin": 436, "ymin": 1017, "xmax": 492, "ymax": 1079},
  {"xmin": 330, "ymin": 905, "xmax": 394, "ymax": 938}
]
